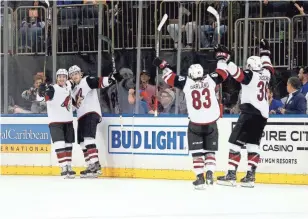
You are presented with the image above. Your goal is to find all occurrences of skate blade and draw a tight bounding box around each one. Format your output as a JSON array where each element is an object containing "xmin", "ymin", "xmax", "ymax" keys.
[
  {"xmin": 216, "ymin": 180, "xmax": 237, "ymax": 187},
  {"xmin": 80, "ymin": 173, "xmax": 98, "ymax": 179},
  {"xmin": 194, "ymin": 184, "xmax": 206, "ymax": 190},
  {"xmin": 241, "ymin": 182, "xmax": 255, "ymax": 188},
  {"xmin": 67, "ymin": 175, "xmax": 75, "ymax": 179}
]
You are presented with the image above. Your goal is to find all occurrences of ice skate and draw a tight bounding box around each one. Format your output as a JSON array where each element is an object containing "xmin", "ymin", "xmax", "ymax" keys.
[
  {"xmin": 205, "ymin": 170, "xmax": 214, "ymax": 185},
  {"xmin": 217, "ymin": 170, "xmax": 237, "ymax": 187},
  {"xmin": 80, "ymin": 166, "xmax": 94, "ymax": 178},
  {"xmin": 89, "ymin": 161, "xmax": 102, "ymax": 177},
  {"xmin": 67, "ymin": 165, "xmax": 76, "ymax": 179},
  {"xmin": 240, "ymin": 170, "xmax": 255, "ymax": 188},
  {"xmin": 193, "ymin": 173, "xmax": 205, "ymax": 190},
  {"xmin": 60, "ymin": 166, "xmax": 70, "ymax": 179}
]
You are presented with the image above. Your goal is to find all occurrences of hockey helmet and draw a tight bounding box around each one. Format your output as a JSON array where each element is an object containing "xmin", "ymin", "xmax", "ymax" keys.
[
  {"xmin": 56, "ymin": 68, "xmax": 68, "ymax": 77},
  {"xmin": 68, "ymin": 65, "xmax": 81, "ymax": 76},
  {"xmin": 188, "ymin": 64, "xmax": 204, "ymax": 80},
  {"xmin": 246, "ymin": 56, "xmax": 262, "ymax": 71}
]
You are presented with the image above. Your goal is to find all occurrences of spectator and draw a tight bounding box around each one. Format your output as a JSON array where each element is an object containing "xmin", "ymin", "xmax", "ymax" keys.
[
  {"xmin": 166, "ymin": 2, "xmax": 197, "ymax": 49},
  {"xmin": 298, "ymin": 66, "xmax": 308, "ymax": 96},
  {"xmin": 298, "ymin": 67, "xmax": 308, "ymax": 114},
  {"xmin": 20, "ymin": 74, "xmax": 47, "ymax": 113},
  {"xmin": 278, "ymin": 77, "xmax": 307, "ymax": 114},
  {"xmin": 140, "ymin": 69, "xmax": 156, "ymax": 113},
  {"xmin": 268, "ymin": 88, "xmax": 283, "ymax": 114},
  {"xmin": 127, "ymin": 88, "xmax": 149, "ymax": 114},
  {"xmin": 18, "ymin": 1, "xmax": 48, "ymax": 52},
  {"xmin": 159, "ymin": 88, "xmax": 177, "ymax": 114},
  {"xmin": 200, "ymin": 1, "xmax": 228, "ymax": 48}
]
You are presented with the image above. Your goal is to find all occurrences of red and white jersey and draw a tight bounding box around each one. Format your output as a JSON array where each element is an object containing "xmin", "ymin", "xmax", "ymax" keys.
[
  {"xmin": 227, "ymin": 55, "xmax": 275, "ymax": 119},
  {"xmin": 71, "ymin": 75, "xmax": 110, "ymax": 119},
  {"xmin": 38, "ymin": 81, "xmax": 73, "ymax": 124},
  {"xmin": 162, "ymin": 61, "xmax": 228, "ymax": 125},
  {"xmin": 183, "ymin": 76, "xmax": 221, "ymax": 124}
]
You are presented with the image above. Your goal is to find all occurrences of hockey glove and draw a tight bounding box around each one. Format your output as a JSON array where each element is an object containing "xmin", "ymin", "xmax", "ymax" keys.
[
  {"xmin": 214, "ymin": 44, "xmax": 230, "ymax": 62},
  {"xmin": 153, "ymin": 58, "xmax": 169, "ymax": 70},
  {"xmin": 38, "ymin": 83, "xmax": 47, "ymax": 97},
  {"xmin": 260, "ymin": 38, "xmax": 271, "ymax": 56},
  {"xmin": 112, "ymin": 71, "xmax": 123, "ymax": 83}
]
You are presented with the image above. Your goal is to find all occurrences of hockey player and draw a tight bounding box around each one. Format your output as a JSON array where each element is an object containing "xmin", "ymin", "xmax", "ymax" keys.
[
  {"xmin": 153, "ymin": 45, "xmax": 230, "ymax": 189},
  {"xmin": 68, "ymin": 65, "xmax": 122, "ymax": 178},
  {"xmin": 38, "ymin": 69, "xmax": 76, "ymax": 178},
  {"xmin": 217, "ymin": 39, "xmax": 275, "ymax": 188}
]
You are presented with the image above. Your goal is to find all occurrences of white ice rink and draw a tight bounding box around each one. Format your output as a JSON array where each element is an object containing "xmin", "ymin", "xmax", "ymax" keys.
[{"xmin": 0, "ymin": 176, "xmax": 307, "ymax": 219}]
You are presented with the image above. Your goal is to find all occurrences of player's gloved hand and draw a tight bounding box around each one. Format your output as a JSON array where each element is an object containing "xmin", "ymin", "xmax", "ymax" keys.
[
  {"xmin": 38, "ymin": 83, "xmax": 47, "ymax": 97},
  {"xmin": 153, "ymin": 58, "xmax": 169, "ymax": 70},
  {"xmin": 214, "ymin": 44, "xmax": 230, "ymax": 62},
  {"xmin": 111, "ymin": 71, "xmax": 123, "ymax": 82},
  {"xmin": 260, "ymin": 38, "xmax": 271, "ymax": 56}
]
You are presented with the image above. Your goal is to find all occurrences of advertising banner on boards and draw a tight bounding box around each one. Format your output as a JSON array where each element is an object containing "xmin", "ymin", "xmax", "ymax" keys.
[{"xmin": 0, "ymin": 124, "xmax": 51, "ymax": 153}]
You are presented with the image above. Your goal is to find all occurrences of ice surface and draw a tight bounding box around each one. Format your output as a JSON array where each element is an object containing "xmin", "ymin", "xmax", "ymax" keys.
[{"xmin": 0, "ymin": 176, "xmax": 307, "ymax": 219}]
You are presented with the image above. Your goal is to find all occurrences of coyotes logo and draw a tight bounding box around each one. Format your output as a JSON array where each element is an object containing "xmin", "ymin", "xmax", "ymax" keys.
[
  {"xmin": 75, "ymin": 88, "xmax": 84, "ymax": 109},
  {"xmin": 61, "ymin": 94, "xmax": 72, "ymax": 111}
]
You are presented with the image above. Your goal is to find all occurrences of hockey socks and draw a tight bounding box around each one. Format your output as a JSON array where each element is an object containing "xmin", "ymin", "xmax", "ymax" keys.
[
  {"xmin": 54, "ymin": 141, "xmax": 70, "ymax": 167},
  {"xmin": 228, "ymin": 150, "xmax": 241, "ymax": 171}
]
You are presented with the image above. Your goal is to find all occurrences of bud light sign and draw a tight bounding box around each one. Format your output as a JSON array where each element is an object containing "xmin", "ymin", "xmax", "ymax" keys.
[{"xmin": 108, "ymin": 125, "xmax": 189, "ymax": 156}]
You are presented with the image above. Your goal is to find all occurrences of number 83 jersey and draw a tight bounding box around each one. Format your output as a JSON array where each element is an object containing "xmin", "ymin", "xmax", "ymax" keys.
[
  {"xmin": 162, "ymin": 61, "xmax": 229, "ymax": 125},
  {"xmin": 183, "ymin": 76, "xmax": 220, "ymax": 124}
]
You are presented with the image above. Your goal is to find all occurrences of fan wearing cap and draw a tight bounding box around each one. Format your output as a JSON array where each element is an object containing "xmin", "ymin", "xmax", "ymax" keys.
[
  {"xmin": 38, "ymin": 69, "xmax": 76, "ymax": 179},
  {"xmin": 68, "ymin": 65, "xmax": 122, "ymax": 178},
  {"xmin": 159, "ymin": 88, "xmax": 176, "ymax": 114}
]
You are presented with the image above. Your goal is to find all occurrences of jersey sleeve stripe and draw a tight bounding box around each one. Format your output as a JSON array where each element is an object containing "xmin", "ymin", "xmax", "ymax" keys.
[
  {"xmin": 100, "ymin": 77, "xmax": 110, "ymax": 88},
  {"xmin": 216, "ymin": 69, "xmax": 228, "ymax": 80},
  {"xmin": 45, "ymin": 95, "xmax": 50, "ymax": 101},
  {"xmin": 262, "ymin": 61, "xmax": 275, "ymax": 74},
  {"xmin": 163, "ymin": 72, "xmax": 176, "ymax": 87},
  {"xmin": 229, "ymin": 65, "xmax": 244, "ymax": 83}
]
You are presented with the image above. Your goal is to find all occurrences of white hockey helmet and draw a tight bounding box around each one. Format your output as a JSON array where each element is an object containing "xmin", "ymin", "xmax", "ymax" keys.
[
  {"xmin": 56, "ymin": 68, "xmax": 68, "ymax": 77},
  {"xmin": 68, "ymin": 65, "xmax": 81, "ymax": 76},
  {"xmin": 188, "ymin": 64, "xmax": 204, "ymax": 80},
  {"xmin": 246, "ymin": 56, "xmax": 262, "ymax": 71}
]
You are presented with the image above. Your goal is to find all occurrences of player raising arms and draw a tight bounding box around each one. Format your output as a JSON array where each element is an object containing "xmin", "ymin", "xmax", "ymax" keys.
[
  {"xmin": 38, "ymin": 69, "xmax": 75, "ymax": 179},
  {"xmin": 217, "ymin": 39, "xmax": 275, "ymax": 188},
  {"xmin": 69, "ymin": 65, "xmax": 122, "ymax": 178},
  {"xmin": 153, "ymin": 45, "xmax": 230, "ymax": 189}
]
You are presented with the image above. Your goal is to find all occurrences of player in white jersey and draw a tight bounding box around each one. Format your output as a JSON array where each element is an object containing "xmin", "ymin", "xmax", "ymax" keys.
[
  {"xmin": 68, "ymin": 65, "xmax": 122, "ymax": 178},
  {"xmin": 217, "ymin": 39, "xmax": 275, "ymax": 188},
  {"xmin": 153, "ymin": 45, "xmax": 230, "ymax": 189},
  {"xmin": 38, "ymin": 69, "xmax": 75, "ymax": 179}
]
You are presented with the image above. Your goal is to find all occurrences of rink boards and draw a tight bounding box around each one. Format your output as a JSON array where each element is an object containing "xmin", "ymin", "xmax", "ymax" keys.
[{"xmin": 1, "ymin": 114, "xmax": 308, "ymax": 185}]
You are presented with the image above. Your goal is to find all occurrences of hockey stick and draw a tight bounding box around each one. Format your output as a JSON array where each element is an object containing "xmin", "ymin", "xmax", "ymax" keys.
[
  {"xmin": 154, "ymin": 14, "xmax": 168, "ymax": 117},
  {"xmin": 99, "ymin": 35, "xmax": 123, "ymax": 129},
  {"xmin": 43, "ymin": 0, "xmax": 50, "ymax": 81},
  {"xmin": 207, "ymin": 6, "xmax": 223, "ymax": 117}
]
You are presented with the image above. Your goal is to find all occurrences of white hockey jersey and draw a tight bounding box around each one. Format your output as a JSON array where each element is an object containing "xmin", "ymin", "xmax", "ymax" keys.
[
  {"xmin": 162, "ymin": 61, "xmax": 228, "ymax": 124},
  {"xmin": 71, "ymin": 75, "xmax": 110, "ymax": 119},
  {"xmin": 37, "ymin": 81, "xmax": 73, "ymax": 124},
  {"xmin": 227, "ymin": 55, "xmax": 275, "ymax": 119}
]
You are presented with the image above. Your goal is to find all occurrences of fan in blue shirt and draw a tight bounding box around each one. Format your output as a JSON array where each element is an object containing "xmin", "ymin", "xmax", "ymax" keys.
[
  {"xmin": 298, "ymin": 67, "xmax": 308, "ymax": 96},
  {"xmin": 268, "ymin": 88, "xmax": 283, "ymax": 114}
]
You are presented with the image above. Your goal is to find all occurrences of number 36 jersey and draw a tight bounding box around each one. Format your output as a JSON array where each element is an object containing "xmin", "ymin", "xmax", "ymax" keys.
[
  {"xmin": 227, "ymin": 55, "xmax": 275, "ymax": 119},
  {"xmin": 162, "ymin": 61, "xmax": 229, "ymax": 125}
]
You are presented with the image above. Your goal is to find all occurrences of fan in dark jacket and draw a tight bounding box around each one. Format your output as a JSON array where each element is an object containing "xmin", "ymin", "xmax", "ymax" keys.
[{"xmin": 278, "ymin": 77, "xmax": 307, "ymax": 114}]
